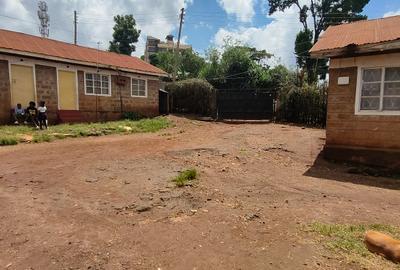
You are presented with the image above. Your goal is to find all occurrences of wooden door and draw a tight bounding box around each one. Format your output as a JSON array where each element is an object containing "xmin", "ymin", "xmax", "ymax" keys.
[
  {"xmin": 58, "ymin": 70, "xmax": 78, "ymax": 110},
  {"xmin": 10, "ymin": 64, "xmax": 35, "ymax": 107}
]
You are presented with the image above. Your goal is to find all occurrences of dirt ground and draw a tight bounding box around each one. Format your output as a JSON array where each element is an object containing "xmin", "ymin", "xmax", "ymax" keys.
[{"xmin": 1, "ymin": 115, "xmax": 400, "ymax": 270}]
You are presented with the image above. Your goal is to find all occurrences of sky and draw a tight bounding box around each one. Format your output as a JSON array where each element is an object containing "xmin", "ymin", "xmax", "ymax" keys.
[{"xmin": 1, "ymin": 0, "xmax": 400, "ymax": 68}]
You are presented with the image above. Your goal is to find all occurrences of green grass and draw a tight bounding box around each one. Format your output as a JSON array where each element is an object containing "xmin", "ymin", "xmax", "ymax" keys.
[
  {"xmin": 305, "ymin": 222, "xmax": 400, "ymax": 269},
  {"xmin": 0, "ymin": 117, "xmax": 170, "ymax": 146},
  {"xmin": 172, "ymin": 169, "xmax": 197, "ymax": 187}
]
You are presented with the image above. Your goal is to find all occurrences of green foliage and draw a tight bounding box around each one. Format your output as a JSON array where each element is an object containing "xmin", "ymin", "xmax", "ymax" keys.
[
  {"xmin": 150, "ymin": 49, "xmax": 205, "ymax": 80},
  {"xmin": 277, "ymin": 83, "xmax": 327, "ymax": 127},
  {"xmin": 109, "ymin": 15, "xmax": 141, "ymax": 55},
  {"xmin": 172, "ymin": 169, "xmax": 197, "ymax": 187},
  {"xmin": 166, "ymin": 79, "xmax": 216, "ymax": 116},
  {"xmin": 0, "ymin": 118, "xmax": 170, "ymax": 146},
  {"xmin": 123, "ymin": 111, "xmax": 145, "ymax": 121},
  {"xmin": 0, "ymin": 136, "xmax": 18, "ymax": 145},
  {"xmin": 268, "ymin": 0, "xmax": 370, "ymax": 82},
  {"xmin": 305, "ymin": 222, "xmax": 400, "ymax": 269}
]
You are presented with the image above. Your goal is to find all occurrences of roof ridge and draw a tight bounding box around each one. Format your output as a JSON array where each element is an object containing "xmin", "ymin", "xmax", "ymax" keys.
[{"xmin": 333, "ymin": 14, "xmax": 400, "ymax": 27}]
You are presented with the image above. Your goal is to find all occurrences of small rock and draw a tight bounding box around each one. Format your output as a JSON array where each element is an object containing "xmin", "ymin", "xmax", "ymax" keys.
[
  {"xmin": 136, "ymin": 205, "xmax": 152, "ymax": 213},
  {"xmin": 124, "ymin": 181, "xmax": 130, "ymax": 185}
]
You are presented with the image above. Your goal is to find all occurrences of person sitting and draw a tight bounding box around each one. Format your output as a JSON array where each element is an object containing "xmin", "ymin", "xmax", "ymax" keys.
[
  {"xmin": 13, "ymin": 103, "xmax": 26, "ymax": 125},
  {"xmin": 37, "ymin": 101, "xmax": 48, "ymax": 130},
  {"xmin": 26, "ymin": 101, "xmax": 39, "ymax": 129}
]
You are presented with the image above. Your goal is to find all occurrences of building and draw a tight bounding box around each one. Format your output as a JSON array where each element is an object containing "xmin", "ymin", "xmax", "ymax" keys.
[
  {"xmin": 310, "ymin": 15, "xmax": 400, "ymax": 170},
  {"xmin": 144, "ymin": 35, "xmax": 192, "ymax": 63},
  {"xmin": 0, "ymin": 29, "xmax": 167, "ymax": 124}
]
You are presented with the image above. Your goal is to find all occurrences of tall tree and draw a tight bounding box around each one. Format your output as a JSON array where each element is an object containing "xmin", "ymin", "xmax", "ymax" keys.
[
  {"xmin": 109, "ymin": 15, "xmax": 140, "ymax": 55},
  {"xmin": 268, "ymin": 0, "xmax": 370, "ymax": 82}
]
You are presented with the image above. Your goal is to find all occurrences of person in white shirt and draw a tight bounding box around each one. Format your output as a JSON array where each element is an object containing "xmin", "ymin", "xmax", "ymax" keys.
[{"xmin": 37, "ymin": 101, "xmax": 48, "ymax": 129}]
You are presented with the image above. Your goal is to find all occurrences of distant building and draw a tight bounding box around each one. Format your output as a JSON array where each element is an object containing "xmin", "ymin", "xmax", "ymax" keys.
[{"xmin": 144, "ymin": 35, "xmax": 192, "ymax": 63}]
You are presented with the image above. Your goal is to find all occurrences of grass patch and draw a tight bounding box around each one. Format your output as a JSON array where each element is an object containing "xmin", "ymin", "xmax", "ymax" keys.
[
  {"xmin": 0, "ymin": 117, "xmax": 170, "ymax": 146},
  {"xmin": 172, "ymin": 169, "xmax": 197, "ymax": 187},
  {"xmin": 305, "ymin": 222, "xmax": 400, "ymax": 269}
]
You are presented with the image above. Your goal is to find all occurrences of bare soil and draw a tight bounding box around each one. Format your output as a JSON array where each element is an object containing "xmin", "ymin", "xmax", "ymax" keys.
[{"xmin": 1, "ymin": 115, "xmax": 400, "ymax": 270}]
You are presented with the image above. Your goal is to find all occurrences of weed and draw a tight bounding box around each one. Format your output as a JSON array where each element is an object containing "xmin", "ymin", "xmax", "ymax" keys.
[
  {"xmin": 305, "ymin": 222, "xmax": 400, "ymax": 269},
  {"xmin": 32, "ymin": 133, "xmax": 53, "ymax": 143},
  {"xmin": 0, "ymin": 136, "xmax": 18, "ymax": 145},
  {"xmin": 172, "ymin": 169, "xmax": 197, "ymax": 187}
]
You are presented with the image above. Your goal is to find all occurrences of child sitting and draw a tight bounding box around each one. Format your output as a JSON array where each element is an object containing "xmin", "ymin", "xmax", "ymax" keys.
[
  {"xmin": 13, "ymin": 103, "xmax": 26, "ymax": 125},
  {"xmin": 26, "ymin": 101, "xmax": 39, "ymax": 129},
  {"xmin": 37, "ymin": 101, "xmax": 48, "ymax": 130}
]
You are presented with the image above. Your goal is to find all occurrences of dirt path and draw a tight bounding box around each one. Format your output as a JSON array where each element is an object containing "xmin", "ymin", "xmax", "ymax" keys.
[{"xmin": 1, "ymin": 116, "xmax": 400, "ymax": 270}]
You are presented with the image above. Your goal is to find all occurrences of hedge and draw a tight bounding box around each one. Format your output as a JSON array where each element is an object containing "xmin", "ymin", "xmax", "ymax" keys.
[{"xmin": 165, "ymin": 79, "xmax": 216, "ymax": 117}]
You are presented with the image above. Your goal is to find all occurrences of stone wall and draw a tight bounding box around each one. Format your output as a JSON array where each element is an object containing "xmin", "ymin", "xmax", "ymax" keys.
[
  {"xmin": 0, "ymin": 60, "xmax": 11, "ymax": 124},
  {"xmin": 35, "ymin": 65, "xmax": 58, "ymax": 123}
]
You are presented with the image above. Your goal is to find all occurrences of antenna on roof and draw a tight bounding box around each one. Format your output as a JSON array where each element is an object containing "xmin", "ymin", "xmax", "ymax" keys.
[{"xmin": 37, "ymin": 1, "xmax": 50, "ymax": 38}]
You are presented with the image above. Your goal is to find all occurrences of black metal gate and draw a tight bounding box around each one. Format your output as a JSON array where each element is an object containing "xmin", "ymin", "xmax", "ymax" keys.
[
  {"xmin": 159, "ymin": 89, "xmax": 169, "ymax": 115},
  {"xmin": 217, "ymin": 89, "xmax": 275, "ymax": 120}
]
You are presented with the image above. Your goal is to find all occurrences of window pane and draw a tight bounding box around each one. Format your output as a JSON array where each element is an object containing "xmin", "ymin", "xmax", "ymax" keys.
[
  {"xmin": 93, "ymin": 74, "xmax": 100, "ymax": 81},
  {"xmin": 385, "ymin": 68, "xmax": 400, "ymax": 81},
  {"xmin": 384, "ymin": 82, "xmax": 400, "ymax": 96},
  {"xmin": 363, "ymin": 69, "xmax": 382, "ymax": 82},
  {"xmin": 101, "ymin": 75, "xmax": 109, "ymax": 82},
  {"xmin": 94, "ymin": 87, "xmax": 101, "ymax": 94},
  {"xmin": 85, "ymin": 73, "xmax": 92, "ymax": 80},
  {"xmin": 360, "ymin": 97, "xmax": 380, "ymax": 110},
  {"xmin": 361, "ymin": 83, "xmax": 381, "ymax": 96},
  {"xmin": 102, "ymin": 81, "xmax": 109, "ymax": 88},
  {"xmin": 139, "ymin": 90, "xmax": 146, "ymax": 96},
  {"xmin": 86, "ymin": 86, "xmax": 93, "ymax": 94},
  {"xmin": 94, "ymin": 80, "xmax": 101, "ymax": 87},
  {"xmin": 101, "ymin": 88, "xmax": 109, "ymax": 95},
  {"xmin": 139, "ymin": 80, "xmax": 146, "ymax": 87},
  {"xmin": 86, "ymin": 80, "xmax": 93, "ymax": 87},
  {"xmin": 383, "ymin": 97, "xmax": 400, "ymax": 110}
]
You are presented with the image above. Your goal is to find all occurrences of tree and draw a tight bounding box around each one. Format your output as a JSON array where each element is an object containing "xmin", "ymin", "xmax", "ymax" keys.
[
  {"xmin": 268, "ymin": 0, "xmax": 370, "ymax": 82},
  {"xmin": 150, "ymin": 49, "xmax": 205, "ymax": 80},
  {"xmin": 109, "ymin": 15, "xmax": 140, "ymax": 55}
]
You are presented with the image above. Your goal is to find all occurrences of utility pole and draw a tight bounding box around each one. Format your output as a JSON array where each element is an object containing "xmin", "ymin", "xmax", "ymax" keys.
[
  {"xmin": 74, "ymin": 10, "xmax": 77, "ymax": 45},
  {"xmin": 173, "ymin": 7, "xmax": 185, "ymax": 82}
]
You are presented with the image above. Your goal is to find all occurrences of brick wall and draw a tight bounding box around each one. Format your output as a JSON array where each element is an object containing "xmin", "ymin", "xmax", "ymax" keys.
[
  {"xmin": 35, "ymin": 65, "xmax": 58, "ymax": 123},
  {"xmin": 0, "ymin": 60, "xmax": 10, "ymax": 124},
  {"xmin": 77, "ymin": 71, "xmax": 159, "ymax": 122},
  {"xmin": 325, "ymin": 66, "xmax": 400, "ymax": 169},
  {"xmin": 327, "ymin": 67, "xmax": 400, "ymax": 150}
]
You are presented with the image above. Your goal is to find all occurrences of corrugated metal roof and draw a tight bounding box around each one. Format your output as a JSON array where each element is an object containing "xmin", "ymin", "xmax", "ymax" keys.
[
  {"xmin": 310, "ymin": 15, "xmax": 400, "ymax": 55},
  {"xmin": 0, "ymin": 28, "xmax": 167, "ymax": 76}
]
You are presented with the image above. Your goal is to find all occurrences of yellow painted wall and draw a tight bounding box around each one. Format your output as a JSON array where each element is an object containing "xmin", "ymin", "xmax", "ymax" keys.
[
  {"xmin": 58, "ymin": 70, "xmax": 77, "ymax": 110},
  {"xmin": 10, "ymin": 64, "xmax": 35, "ymax": 106}
]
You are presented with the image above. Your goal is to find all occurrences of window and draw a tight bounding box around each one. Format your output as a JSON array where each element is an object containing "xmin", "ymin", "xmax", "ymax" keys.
[
  {"xmin": 358, "ymin": 67, "xmax": 400, "ymax": 113},
  {"xmin": 131, "ymin": 78, "xmax": 147, "ymax": 97},
  {"xmin": 85, "ymin": 73, "xmax": 110, "ymax": 96}
]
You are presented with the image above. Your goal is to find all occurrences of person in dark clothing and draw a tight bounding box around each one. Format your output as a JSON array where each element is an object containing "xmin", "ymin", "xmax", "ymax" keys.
[
  {"xmin": 37, "ymin": 101, "xmax": 48, "ymax": 129},
  {"xmin": 26, "ymin": 101, "xmax": 39, "ymax": 129}
]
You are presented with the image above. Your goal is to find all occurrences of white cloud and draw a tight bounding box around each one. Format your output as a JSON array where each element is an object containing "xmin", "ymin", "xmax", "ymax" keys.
[
  {"xmin": 0, "ymin": 0, "xmax": 193, "ymax": 57},
  {"xmin": 213, "ymin": 6, "xmax": 303, "ymax": 67},
  {"xmin": 217, "ymin": 0, "xmax": 256, "ymax": 22},
  {"xmin": 383, "ymin": 9, "xmax": 400, "ymax": 18}
]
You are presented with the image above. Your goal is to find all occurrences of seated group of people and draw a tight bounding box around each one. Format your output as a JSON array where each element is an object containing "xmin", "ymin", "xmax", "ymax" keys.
[{"xmin": 14, "ymin": 101, "xmax": 48, "ymax": 129}]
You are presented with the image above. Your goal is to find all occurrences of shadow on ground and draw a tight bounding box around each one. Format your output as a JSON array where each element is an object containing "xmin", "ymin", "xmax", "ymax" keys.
[{"xmin": 304, "ymin": 151, "xmax": 400, "ymax": 191}]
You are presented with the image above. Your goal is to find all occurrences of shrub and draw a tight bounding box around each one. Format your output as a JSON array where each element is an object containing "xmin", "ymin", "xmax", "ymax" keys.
[
  {"xmin": 276, "ymin": 84, "xmax": 327, "ymax": 127},
  {"xmin": 123, "ymin": 111, "xmax": 145, "ymax": 121},
  {"xmin": 172, "ymin": 169, "xmax": 197, "ymax": 187},
  {"xmin": 166, "ymin": 79, "xmax": 216, "ymax": 117}
]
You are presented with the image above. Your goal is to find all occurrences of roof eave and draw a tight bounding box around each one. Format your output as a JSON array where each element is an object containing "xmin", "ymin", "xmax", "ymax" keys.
[
  {"xmin": 0, "ymin": 48, "xmax": 168, "ymax": 77},
  {"xmin": 310, "ymin": 39, "xmax": 400, "ymax": 59}
]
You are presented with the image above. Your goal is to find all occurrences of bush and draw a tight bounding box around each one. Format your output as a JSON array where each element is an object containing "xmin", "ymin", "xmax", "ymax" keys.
[
  {"xmin": 0, "ymin": 136, "xmax": 18, "ymax": 146},
  {"xmin": 123, "ymin": 111, "xmax": 145, "ymax": 121},
  {"xmin": 277, "ymin": 84, "xmax": 327, "ymax": 127},
  {"xmin": 166, "ymin": 79, "xmax": 216, "ymax": 117},
  {"xmin": 172, "ymin": 169, "xmax": 197, "ymax": 187}
]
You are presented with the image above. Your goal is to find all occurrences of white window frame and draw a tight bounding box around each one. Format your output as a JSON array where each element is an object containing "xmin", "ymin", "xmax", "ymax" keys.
[
  {"xmin": 84, "ymin": 71, "xmax": 111, "ymax": 97},
  {"xmin": 131, "ymin": 77, "xmax": 148, "ymax": 98},
  {"xmin": 355, "ymin": 66, "xmax": 400, "ymax": 116}
]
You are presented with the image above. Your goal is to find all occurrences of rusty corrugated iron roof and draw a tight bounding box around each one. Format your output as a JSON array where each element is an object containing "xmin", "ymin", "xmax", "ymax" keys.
[
  {"xmin": 0, "ymin": 28, "xmax": 167, "ymax": 76},
  {"xmin": 310, "ymin": 15, "xmax": 400, "ymax": 56}
]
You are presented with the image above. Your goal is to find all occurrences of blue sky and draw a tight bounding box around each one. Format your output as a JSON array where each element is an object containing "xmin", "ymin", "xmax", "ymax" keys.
[{"xmin": 1, "ymin": 0, "xmax": 400, "ymax": 67}]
